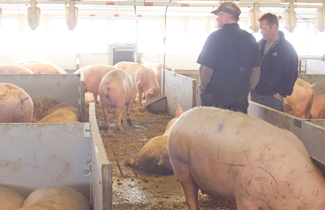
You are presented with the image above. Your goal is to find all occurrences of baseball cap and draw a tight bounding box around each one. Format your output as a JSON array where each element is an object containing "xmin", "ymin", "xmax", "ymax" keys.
[{"xmin": 211, "ymin": 1, "xmax": 241, "ymax": 17}]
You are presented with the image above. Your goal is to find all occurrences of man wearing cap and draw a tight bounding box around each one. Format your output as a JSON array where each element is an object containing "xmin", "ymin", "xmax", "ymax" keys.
[{"xmin": 197, "ymin": 1, "xmax": 261, "ymax": 114}]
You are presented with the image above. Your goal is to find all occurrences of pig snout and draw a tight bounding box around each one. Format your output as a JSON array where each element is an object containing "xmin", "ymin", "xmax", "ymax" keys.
[{"xmin": 125, "ymin": 135, "xmax": 173, "ymax": 175}]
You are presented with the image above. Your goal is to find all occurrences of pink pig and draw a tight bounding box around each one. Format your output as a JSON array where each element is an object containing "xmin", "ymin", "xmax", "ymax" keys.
[
  {"xmin": 284, "ymin": 78, "xmax": 316, "ymax": 118},
  {"xmin": 168, "ymin": 106, "xmax": 325, "ymax": 210},
  {"xmin": 0, "ymin": 83, "xmax": 33, "ymax": 123},
  {"xmin": 74, "ymin": 65, "xmax": 116, "ymax": 103},
  {"xmin": 309, "ymin": 94, "xmax": 325, "ymax": 119},
  {"xmin": 21, "ymin": 61, "xmax": 67, "ymax": 74},
  {"xmin": 0, "ymin": 187, "xmax": 24, "ymax": 210},
  {"xmin": 144, "ymin": 63, "xmax": 174, "ymax": 87},
  {"xmin": 125, "ymin": 104, "xmax": 183, "ymax": 174},
  {"xmin": 114, "ymin": 62, "xmax": 160, "ymax": 102},
  {"xmin": 20, "ymin": 186, "xmax": 90, "ymax": 210},
  {"xmin": 0, "ymin": 64, "xmax": 33, "ymax": 74},
  {"xmin": 99, "ymin": 69, "xmax": 137, "ymax": 131}
]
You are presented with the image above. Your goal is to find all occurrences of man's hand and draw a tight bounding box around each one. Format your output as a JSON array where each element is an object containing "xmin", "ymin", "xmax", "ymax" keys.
[
  {"xmin": 274, "ymin": 93, "xmax": 282, "ymax": 99},
  {"xmin": 199, "ymin": 65, "xmax": 213, "ymax": 94}
]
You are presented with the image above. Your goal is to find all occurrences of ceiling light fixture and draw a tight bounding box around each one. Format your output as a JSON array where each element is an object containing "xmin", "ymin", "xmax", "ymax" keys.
[{"xmin": 176, "ymin": 0, "xmax": 220, "ymax": 4}]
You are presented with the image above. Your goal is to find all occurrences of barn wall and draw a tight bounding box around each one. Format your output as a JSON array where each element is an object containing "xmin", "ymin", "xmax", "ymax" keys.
[
  {"xmin": 305, "ymin": 60, "xmax": 325, "ymax": 74},
  {"xmin": 0, "ymin": 53, "xmax": 199, "ymax": 72},
  {"xmin": 164, "ymin": 70, "xmax": 196, "ymax": 116},
  {"xmin": 0, "ymin": 53, "xmax": 321, "ymax": 73}
]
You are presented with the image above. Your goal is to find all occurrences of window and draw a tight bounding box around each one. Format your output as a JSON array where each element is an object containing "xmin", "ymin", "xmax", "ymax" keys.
[{"xmin": 0, "ymin": 15, "xmax": 324, "ymax": 56}]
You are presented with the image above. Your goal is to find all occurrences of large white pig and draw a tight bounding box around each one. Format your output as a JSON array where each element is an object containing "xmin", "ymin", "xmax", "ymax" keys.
[
  {"xmin": 21, "ymin": 61, "xmax": 67, "ymax": 74},
  {"xmin": 0, "ymin": 83, "xmax": 33, "ymax": 123},
  {"xmin": 144, "ymin": 63, "xmax": 174, "ymax": 87},
  {"xmin": 309, "ymin": 94, "xmax": 325, "ymax": 119},
  {"xmin": 284, "ymin": 78, "xmax": 315, "ymax": 118},
  {"xmin": 19, "ymin": 186, "xmax": 90, "ymax": 210},
  {"xmin": 114, "ymin": 62, "xmax": 160, "ymax": 102},
  {"xmin": 0, "ymin": 187, "xmax": 24, "ymax": 210},
  {"xmin": 74, "ymin": 65, "xmax": 116, "ymax": 103},
  {"xmin": 125, "ymin": 105, "xmax": 183, "ymax": 174},
  {"xmin": 168, "ymin": 106, "xmax": 325, "ymax": 210},
  {"xmin": 99, "ymin": 69, "xmax": 137, "ymax": 131},
  {"xmin": 0, "ymin": 64, "xmax": 33, "ymax": 74},
  {"xmin": 38, "ymin": 103, "xmax": 80, "ymax": 123}
]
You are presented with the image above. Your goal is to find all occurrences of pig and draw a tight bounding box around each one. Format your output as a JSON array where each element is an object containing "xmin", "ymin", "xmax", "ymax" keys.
[
  {"xmin": 19, "ymin": 186, "xmax": 90, "ymax": 210},
  {"xmin": 284, "ymin": 78, "xmax": 315, "ymax": 118},
  {"xmin": 319, "ymin": 104, "xmax": 325, "ymax": 119},
  {"xmin": 125, "ymin": 135, "xmax": 173, "ymax": 174},
  {"xmin": 38, "ymin": 103, "xmax": 80, "ymax": 123},
  {"xmin": 0, "ymin": 187, "xmax": 24, "ymax": 210},
  {"xmin": 125, "ymin": 105, "xmax": 183, "ymax": 174},
  {"xmin": 0, "ymin": 83, "xmax": 33, "ymax": 123},
  {"xmin": 114, "ymin": 62, "xmax": 160, "ymax": 102},
  {"xmin": 309, "ymin": 94, "xmax": 325, "ymax": 119},
  {"xmin": 144, "ymin": 63, "xmax": 174, "ymax": 87},
  {"xmin": 168, "ymin": 106, "xmax": 325, "ymax": 210},
  {"xmin": 21, "ymin": 61, "xmax": 67, "ymax": 74},
  {"xmin": 0, "ymin": 64, "xmax": 34, "ymax": 74},
  {"xmin": 99, "ymin": 69, "xmax": 137, "ymax": 131},
  {"xmin": 74, "ymin": 65, "xmax": 116, "ymax": 103}
]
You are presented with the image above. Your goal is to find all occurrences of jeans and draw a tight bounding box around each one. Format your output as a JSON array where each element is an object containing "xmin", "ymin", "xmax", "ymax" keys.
[
  {"xmin": 200, "ymin": 93, "xmax": 248, "ymax": 114},
  {"xmin": 250, "ymin": 92, "xmax": 284, "ymax": 112}
]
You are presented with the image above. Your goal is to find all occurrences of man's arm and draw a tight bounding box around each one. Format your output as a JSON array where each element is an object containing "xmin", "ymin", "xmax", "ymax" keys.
[
  {"xmin": 248, "ymin": 66, "xmax": 260, "ymax": 92},
  {"xmin": 199, "ymin": 65, "xmax": 214, "ymax": 94}
]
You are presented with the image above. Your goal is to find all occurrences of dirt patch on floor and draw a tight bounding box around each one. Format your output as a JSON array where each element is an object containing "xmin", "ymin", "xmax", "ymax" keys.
[{"xmin": 86, "ymin": 97, "xmax": 236, "ymax": 210}]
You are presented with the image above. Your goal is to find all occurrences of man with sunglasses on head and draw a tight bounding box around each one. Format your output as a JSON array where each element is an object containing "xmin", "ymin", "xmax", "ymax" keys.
[{"xmin": 197, "ymin": 1, "xmax": 261, "ymax": 114}]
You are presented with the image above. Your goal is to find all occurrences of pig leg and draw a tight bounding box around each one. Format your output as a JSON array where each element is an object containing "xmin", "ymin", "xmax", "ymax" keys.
[
  {"xmin": 126, "ymin": 101, "xmax": 134, "ymax": 126},
  {"xmin": 136, "ymin": 84, "xmax": 144, "ymax": 103},
  {"xmin": 137, "ymin": 89, "xmax": 143, "ymax": 103},
  {"xmin": 93, "ymin": 93, "xmax": 99, "ymax": 104},
  {"xmin": 172, "ymin": 158, "xmax": 199, "ymax": 210},
  {"xmin": 103, "ymin": 106, "xmax": 109, "ymax": 128},
  {"xmin": 116, "ymin": 106, "xmax": 124, "ymax": 131}
]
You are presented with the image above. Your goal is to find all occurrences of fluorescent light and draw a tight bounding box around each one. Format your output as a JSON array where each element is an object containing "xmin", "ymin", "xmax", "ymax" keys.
[
  {"xmin": 177, "ymin": 0, "xmax": 219, "ymax": 4},
  {"xmin": 280, "ymin": 2, "xmax": 323, "ymax": 5}
]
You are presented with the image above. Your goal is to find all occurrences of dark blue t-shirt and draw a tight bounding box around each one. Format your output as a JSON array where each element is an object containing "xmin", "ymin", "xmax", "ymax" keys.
[{"xmin": 197, "ymin": 23, "xmax": 260, "ymax": 109}]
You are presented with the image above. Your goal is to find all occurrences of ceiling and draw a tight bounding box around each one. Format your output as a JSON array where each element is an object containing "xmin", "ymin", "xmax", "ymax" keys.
[{"xmin": 0, "ymin": 0, "xmax": 323, "ymax": 20}]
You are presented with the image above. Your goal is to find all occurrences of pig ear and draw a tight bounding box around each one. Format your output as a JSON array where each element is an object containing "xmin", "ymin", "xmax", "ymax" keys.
[
  {"xmin": 147, "ymin": 88, "xmax": 154, "ymax": 94},
  {"xmin": 176, "ymin": 104, "xmax": 184, "ymax": 118}
]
